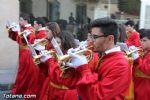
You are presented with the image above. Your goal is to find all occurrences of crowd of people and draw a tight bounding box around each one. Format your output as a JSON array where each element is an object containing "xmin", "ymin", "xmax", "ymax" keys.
[{"xmin": 6, "ymin": 13, "xmax": 150, "ymax": 100}]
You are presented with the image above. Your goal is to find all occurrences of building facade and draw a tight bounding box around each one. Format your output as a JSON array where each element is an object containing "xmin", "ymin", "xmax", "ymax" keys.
[{"xmin": 0, "ymin": 0, "xmax": 19, "ymax": 69}]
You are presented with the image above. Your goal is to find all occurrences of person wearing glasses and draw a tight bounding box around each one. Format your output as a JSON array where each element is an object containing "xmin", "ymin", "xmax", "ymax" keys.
[{"xmin": 41, "ymin": 18, "xmax": 131, "ymax": 100}]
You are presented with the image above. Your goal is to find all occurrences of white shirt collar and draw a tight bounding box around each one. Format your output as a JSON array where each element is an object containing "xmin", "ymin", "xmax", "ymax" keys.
[{"xmin": 105, "ymin": 46, "xmax": 121, "ymax": 54}]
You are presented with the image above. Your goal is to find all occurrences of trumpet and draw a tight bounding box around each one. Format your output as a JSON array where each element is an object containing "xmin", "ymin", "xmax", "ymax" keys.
[
  {"xmin": 58, "ymin": 48, "xmax": 93, "ymax": 62},
  {"xmin": 56, "ymin": 48, "xmax": 93, "ymax": 77},
  {"xmin": 33, "ymin": 50, "xmax": 55, "ymax": 65},
  {"xmin": 57, "ymin": 40, "xmax": 94, "ymax": 63},
  {"xmin": 56, "ymin": 47, "xmax": 93, "ymax": 71},
  {"xmin": 125, "ymin": 48, "xmax": 141, "ymax": 56},
  {"xmin": 32, "ymin": 38, "xmax": 49, "ymax": 47},
  {"xmin": 18, "ymin": 30, "xmax": 31, "ymax": 37}
]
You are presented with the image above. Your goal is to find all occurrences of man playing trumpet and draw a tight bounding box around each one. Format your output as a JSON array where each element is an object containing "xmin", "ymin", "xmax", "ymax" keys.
[
  {"xmin": 6, "ymin": 14, "xmax": 45, "ymax": 99},
  {"xmin": 41, "ymin": 18, "xmax": 131, "ymax": 100},
  {"xmin": 130, "ymin": 29, "xmax": 150, "ymax": 100}
]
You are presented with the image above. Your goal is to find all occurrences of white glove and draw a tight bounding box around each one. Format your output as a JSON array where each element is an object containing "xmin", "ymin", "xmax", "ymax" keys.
[
  {"xmin": 9, "ymin": 22, "xmax": 20, "ymax": 32},
  {"xmin": 78, "ymin": 41, "xmax": 88, "ymax": 50},
  {"xmin": 66, "ymin": 52, "xmax": 88, "ymax": 68},
  {"xmin": 40, "ymin": 50, "xmax": 52, "ymax": 62},
  {"xmin": 129, "ymin": 46, "xmax": 139, "ymax": 60},
  {"xmin": 131, "ymin": 52, "xmax": 139, "ymax": 60},
  {"xmin": 67, "ymin": 48, "xmax": 78, "ymax": 54},
  {"xmin": 34, "ymin": 39, "xmax": 45, "ymax": 51},
  {"xmin": 23, "ymin": 30, "xmax": 31, "ymax": 37},
  {"xmin": 129, "ymin": 46, "xmax": 138, "ymax": 51}
]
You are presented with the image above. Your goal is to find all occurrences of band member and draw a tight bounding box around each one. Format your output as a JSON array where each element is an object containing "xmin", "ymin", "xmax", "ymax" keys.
[
  {"xmin": 46, "ymin": 22, "xmax": 61, "ymax": 37},
  {"xmin": 125, "ymin": 20, "xmax": 141, "ymax": 47},
  {"xmin": 131, "ymin": 29, "xmax": 150, "ymax": 100},
  {"xmin": 63, "ymin": 31, "xmax": 99, "ymax": 100},
  {"xmin": 33, "ymin": 17, "xmax": 46, "ymax": 38},
  {"xmin": 40, "ymin": 31, "xmax": 79, "ymax": 100},
  {"xmin": 41, "ymin": 17, "xmax": 131, "ymax": 100},
  {"xmin": 8, "ymin": 14, "xmax": 43, "ymax": 100}
]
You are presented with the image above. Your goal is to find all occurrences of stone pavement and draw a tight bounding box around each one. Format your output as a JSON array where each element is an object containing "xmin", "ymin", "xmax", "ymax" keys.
[{"xmin": 0, "ymin": 69, "xmax": 20, "ymax": 100}]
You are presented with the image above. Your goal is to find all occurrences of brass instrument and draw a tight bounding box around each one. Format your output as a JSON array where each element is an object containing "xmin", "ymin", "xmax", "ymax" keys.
[
  {"xmin": 32, "ymin": 38, "xmax": 49, "ymax": 47},
  {"xmin": 33, "ymin": 39, "xmax": 94, "ymax": 66},
  {"xmin": 18, "ymin": 30, "xmax": 31, "ymax": 37},
  {"xmin": 33, "ymin": 47, "xmax": 93, "ymax": 67},
  {"xmin": 56, "ymin": 47, "xmax": 93, "ymax": 71},
  {"xmin": 33, "ymin": 50, "xmax": 55, "ymax": 65},
  {"xmin": 58, "ymin": 48, "xmax": 93, "ymax": 63},
  {"xmin": 57, "ymin": 40, "xmax": 94, "ymax": 67},
  {"xmin": 125, "ymin": 48, "xmax": 140, "ymax": 56}
]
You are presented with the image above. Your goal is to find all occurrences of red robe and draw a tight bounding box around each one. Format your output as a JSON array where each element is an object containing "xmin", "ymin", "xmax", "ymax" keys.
[
  {"xmin": 42, "ymin": 53, "xmax": 99, "ymax": 100},
  {"xmin": 133, "ymin": 49, "xmax": 150, "ymax": 100},
  {"xmin": 35, "ymin": 27, "xmax": 47, "ymax": 39},
  {"xmin": 35, "ymin": 27, "xmax": 48, "ymax": 77},
  {"xmin": 76, "ymin": 51, "xmax": 131, "ymax": 100},
  {"xmin": 8, "ymin": 24, "xmax": 35, "ymax": 44},
  {"xmin": 63, "ymin": 53, "xmax": 99, "ymax": 100},
  {"xmin": 35, "ymin": 27, "xmax": 57, "ymax": 100},
  {"xmin": 11, "ymin": 25, "xmax": 45, "ymax": 99},
  {"xmin": 44, "ymin": 51, "xmax": 131, "ymax": 100},
  {"xmin": 126, "ymin": 31, "xmax": 141, "ymax": 47}
]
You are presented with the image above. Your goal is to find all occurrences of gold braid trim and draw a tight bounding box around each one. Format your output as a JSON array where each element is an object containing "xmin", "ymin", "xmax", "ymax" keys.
[
  {"xmin": 49, "ymin": 81, "xmax": 69, "ymax": 90},
  {"xmin": 135, "ymin": 69, "xmax": 150, "ymax": 79}
]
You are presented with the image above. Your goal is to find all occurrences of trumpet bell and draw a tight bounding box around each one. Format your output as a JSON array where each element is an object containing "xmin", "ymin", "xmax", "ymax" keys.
[
  {"xmin": 57, "ymin": 49, "xmax": 93, "ymax": 67},
  {"xmin": 32, "ymin": 39, "xmax": 49, "ymax": 47},
  {"xmin": 33, "ymin": 50, "xmax": 55, "ymax": 65}
]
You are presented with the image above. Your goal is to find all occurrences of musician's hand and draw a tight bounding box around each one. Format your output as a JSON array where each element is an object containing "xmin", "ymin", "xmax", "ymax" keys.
[
  {"xmin": 9, "ymin": 22, "xmax": 20, "ymax": 32},
  {"xmin": 66, "ymin": 53, "xmax": 88, "ymax": 68},
  {"xmin": 78, "ymin": 41, "xmax": 88, "ymax": 50},
  {"xmin": 129, "ymin": 46, "xmax": 137, "ymax": 51},
  {"xmin": 67, "ymin": 48, "xmax": 78, "ymax": 54},
  {"xmin": 129, "ymin": 46, "xmax": 139, "ymax": 60},
  {"xmin": 40, "ymin": 50, "xmax": 52, "ymax": 62}
]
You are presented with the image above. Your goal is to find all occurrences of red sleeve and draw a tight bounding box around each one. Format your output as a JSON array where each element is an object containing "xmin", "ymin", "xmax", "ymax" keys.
[
  {"xmin": 76, "ymin": 62, "xmax": 131, "ymax": 100},
  {"xmin": 134, "ymin": 54, "xmax": 150, "ymax": 75},
  {"xmin": 45, "ymin": 58, "xmax": 80, "ymax": 89},
  {"xmin": 126, "ymin": 32, "xmax": 141, "ymax": 47},
  {"xmin": 8, "ymin": 31, "xmax": 18, "ymax": 41},
  {"xmin": 8, "ymin": 30, "xmax": 23, "ymax": 44}
]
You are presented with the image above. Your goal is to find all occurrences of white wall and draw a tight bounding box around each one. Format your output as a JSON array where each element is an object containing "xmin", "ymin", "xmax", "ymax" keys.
[
  {"xmin": 139, "ymin": 0, "xmax": 150, "ymax": 28},
  {"xmin": 32, "ymin": 0, "xmax": 47, "ymax": 17},
  {"xmin": 0, "ymin": 0, "xmax": 19, "ymax": 69}
]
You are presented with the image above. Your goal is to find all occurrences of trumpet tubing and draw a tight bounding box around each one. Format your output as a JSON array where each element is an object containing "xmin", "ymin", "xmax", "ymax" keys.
[
  {"xmin": 18, "ymin": 32, "xmax": 24, "ymax": 36},
  {"xmin": 32, "ymin": 39, "xmax": 49, "ymax": 47},
  {"xmin": 126, "ymin": 49, "xmax": 140, "ymax": 55},
  {"xmin": 33, "ymin": 50, "xmax": 55, "ymax": 64},
  {"xmin": 58, "ymin": 49, "xmax": 93, "ymax": 62}
]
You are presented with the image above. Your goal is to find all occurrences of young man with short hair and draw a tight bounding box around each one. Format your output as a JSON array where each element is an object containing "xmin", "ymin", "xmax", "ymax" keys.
[
  {"xmin": 125, "ymin": 20, "xmax": 141, "ymax": 47},
  {"xmin": 42, "ymin": 18, "xmax": 132, "ymax": 100},
  {"xmin": 131, "ymin": 29, "xmax": 150, "ymax": 100}
]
